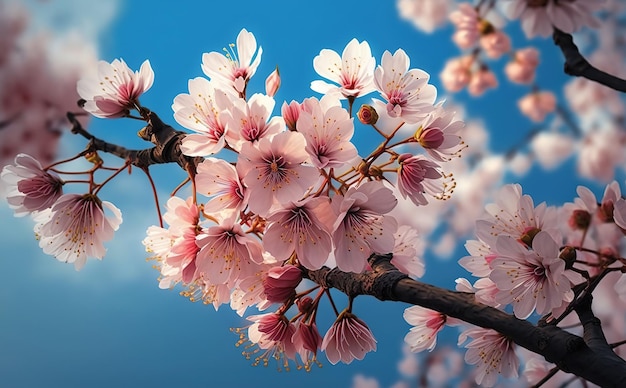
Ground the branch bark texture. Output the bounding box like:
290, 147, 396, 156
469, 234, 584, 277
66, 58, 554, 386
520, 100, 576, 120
304, 254, 626, 387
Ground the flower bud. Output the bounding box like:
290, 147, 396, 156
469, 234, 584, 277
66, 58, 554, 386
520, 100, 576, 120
281, 100, 300, 131
415, 126, 445, 149
357, 104, 378, 125
296, 296, 314, 314
263, 264, 303, 303
265, 66, 280, 97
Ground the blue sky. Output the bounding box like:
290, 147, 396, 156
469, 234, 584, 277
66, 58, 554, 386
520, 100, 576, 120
0, 1, 618, 387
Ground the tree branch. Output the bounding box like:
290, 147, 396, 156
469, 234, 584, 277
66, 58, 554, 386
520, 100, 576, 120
66, 111, 200, 171
303, 254, 626, 387
553, 28, 626, 92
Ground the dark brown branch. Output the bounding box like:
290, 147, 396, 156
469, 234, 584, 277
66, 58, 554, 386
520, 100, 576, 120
66, 111, 201, 171
553, 28, 626, 92
303, 254, 626, 387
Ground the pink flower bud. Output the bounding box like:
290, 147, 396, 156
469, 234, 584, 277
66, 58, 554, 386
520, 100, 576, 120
281, 100, 301, 131
415, 126, 445, 149
265, 66, 280, 97
296, 296, 314, 314
263, 264, 303, 303
356, 104, 379, 125
295, 322, 322, 354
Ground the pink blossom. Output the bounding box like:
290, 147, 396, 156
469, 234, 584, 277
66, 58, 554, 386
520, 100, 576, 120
321, 312, 377, 364
460, 327, 518, 387
439, 56, 473, 93
518, 91, 556, 123
77, 58, 154, 118
373, 48, 437, 123
391, 225, 425, 278
201, 28, 262, 95
143, 196, 201, 285
296, 96, 358, 169
502, 0, 604, 38
475, 183, 561, 248
529, 131, 575, 170
459, 238, 495, 278
331, 181, 398, 273
195, 216, 264, 285
403, 306, 460, 352
245, 313, 298, 368
450, 3, 481, 49
577, 127, 626, 182
263, 197, 334, 269
262, 264, 302, 303
172, 77, 237, 156
561, 185, 598, 231
467, 67, 497, 96
490, 232, 578, 319
414, 103, 466, 162
505, 47, 539, 84
37, 193, 122, 270
397, 154, 453, 206
230, 266, 273, 316
397, 0, 453, 34
311, 38, 376, 99
238, 131, 319, 217
195, 157, 248, 216
2, 153, 64, 216
224, 93, 284, 152
479, 30, 511, 59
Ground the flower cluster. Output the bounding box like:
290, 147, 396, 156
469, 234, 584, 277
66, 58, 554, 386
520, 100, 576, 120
133, 29, 466, 368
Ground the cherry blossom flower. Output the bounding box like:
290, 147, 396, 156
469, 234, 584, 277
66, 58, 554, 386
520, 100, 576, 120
2, 153, 64, 216
505, 47, 539, 84
475, 183, 561, 248
331, 181, 398, 273
391, 225, 425, 278
296, 96, 358, 169
502, 0, 604, 38
518, 91, 556, 122
224, 93, 284, 152
172, 77, 237, 156
577, 127, 626, 182
480, 30, 511, 59
403, 306, 460, 352
561, 185, 598, 231
529, 131, 575, 170
450, 3, 481, 50
195, 157, 248, 216
439, 56, 473, 93
459, 237, 496, 278
490, 231, 578, 319
396, 0, 453, 34
201, 28, 262, 95
321, 311, 377, 365
230, 266, 273, 316
397, 154, 453, 206
293, 321, 323, 370
37, 193, 122, 270
373, 48, 437, 123
77, 58, 154, 118
467, 67, 497, 96
460, 327, 518, 387
195, 216, 264, 285
238, 131, 319, 217
263, 197, 334, 269
414, 103, 466, 162
243, 312, 298, 369
311, 38, 376, 99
